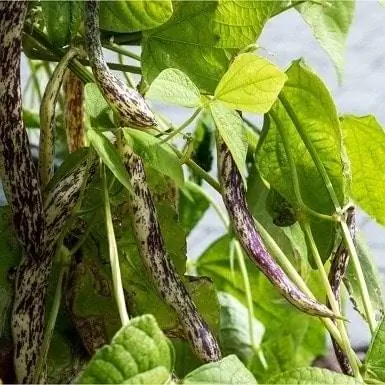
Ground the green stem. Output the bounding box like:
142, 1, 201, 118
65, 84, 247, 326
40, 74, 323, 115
233, 239, 266, 366
34, 246, 71, 384
117, 53, 135, 88
341, 221, 376, 333
104, 42, 141, 61
27, 59, 43, 102
159, 109, 201, 144
303, 222, 362, 378
102, 163, 129, 326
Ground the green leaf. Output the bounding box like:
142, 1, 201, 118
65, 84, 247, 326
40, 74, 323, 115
341, 115, 385, 225
99, 1, 173, 32
87, 129, 133, 193
41, 1, 82, 46
257, 59, 346, 262
364, 317, 385, 382
214, 53, 287, 113
122, 128, 184, 186
344, 233, 385, 322
142, 1, 287, 93
219, 292, 264, 365
267, 367, 363, 384
296, 0, 355, 79
23, 109, 40, 128
142, 2, 234, 93
146, 69, 202, 108
76, 314, 172, 384
210, 101, 248, 182
179, 182, 210, 235
183, 355, 257, 384
84, 83, 114, 130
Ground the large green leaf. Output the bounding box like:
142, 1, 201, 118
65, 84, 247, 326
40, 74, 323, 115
296, 1, 355, 79
41, 1, 82, 46
183, 355, 257, 384
341, 115, 385, 225
344, 233, 385, 323
87, 129, 133, 193
142, 1, 286, 93
99, 1, 173, 32
214, 53, 287, 113
364, 317, 385, 382
257, 59, 346, 262
267, 367, 363, 384
146, 69, 202, 108
122, 128, 184, 187
76, 315, 172, 384
210, 101, 248, 182
219, 292, 264, 365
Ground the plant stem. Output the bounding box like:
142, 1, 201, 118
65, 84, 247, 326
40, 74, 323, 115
341, 220, 376, 333
234, 239, 266, 366
159, 108, 201, 144
102, 163, 129, 326
33, 246, 71, 384
117, 53, 135, 88
303, 222, 362, 379
104, 42, 141, 61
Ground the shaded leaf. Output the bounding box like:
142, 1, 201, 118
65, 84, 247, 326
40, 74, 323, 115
99, 1, 173, 32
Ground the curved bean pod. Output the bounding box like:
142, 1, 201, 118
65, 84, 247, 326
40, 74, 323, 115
217, 137, 335, 318
123, 144, 221, 363
84, 0, 156, 128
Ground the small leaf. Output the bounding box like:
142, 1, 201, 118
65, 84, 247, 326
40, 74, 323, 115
214, 53, 287, 113
364, 317, 385, 382
23, 109, 40, 128
344, 233, 385, 322
296, 0, 355, 79
267, 367, 363, 384
210, 101, 248, 182
87, 129, 133, 193
179, 181, 210, 235
183, 355, 257, 384
341, 115, 385, 225
123, 128, 184, 186
99, 0, 173, 32
146, 69, 201, 108
76, 314, 172, 384
41, 1, 82, 47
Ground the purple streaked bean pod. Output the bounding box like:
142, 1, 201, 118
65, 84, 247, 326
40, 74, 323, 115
123, 144, 221, 363
217, 136, 335, 318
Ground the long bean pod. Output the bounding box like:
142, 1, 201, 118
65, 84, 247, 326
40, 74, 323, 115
328, 206, 355, 375
216, 137, 335, 318
84, 0, 156, 128
123, 144, 221, 362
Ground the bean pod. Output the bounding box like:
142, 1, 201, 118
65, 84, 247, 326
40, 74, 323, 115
123, 144, 221, 363
217, 137, 335, 318
84, 0, 156, 128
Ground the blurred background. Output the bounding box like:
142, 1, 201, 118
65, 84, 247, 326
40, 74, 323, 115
19, 0, 385, 350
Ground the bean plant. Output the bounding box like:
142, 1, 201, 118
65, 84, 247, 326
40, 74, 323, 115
0, 1, 384, 384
